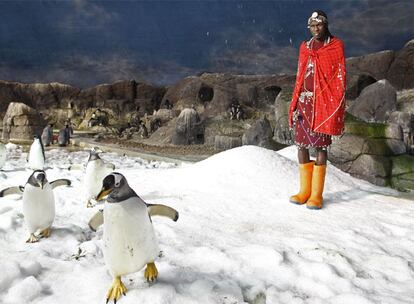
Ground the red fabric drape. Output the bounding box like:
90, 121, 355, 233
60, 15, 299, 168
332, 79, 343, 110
289, 37, 346, 136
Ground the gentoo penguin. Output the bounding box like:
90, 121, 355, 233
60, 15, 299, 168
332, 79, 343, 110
0, 142, 6, 169
84, 147, 115, 207
41, 124, 54, 146
96, 172, 176, 303
58, 124, 72, 147
27, 135, 45, 170
0, 171, 71, 242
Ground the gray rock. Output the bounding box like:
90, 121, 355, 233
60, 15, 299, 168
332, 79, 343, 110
214, 135, 242, 151
346, 50, 395, 81
273, 88, 294, 145
93, 134, 104, 141
388, 111, 414, 154
388, 111, 414, 133
387, 39, 414, 90
385, 123, 404, 140
236, 83, 258, 107
329, 134, 366, 164
397, 88, 414, 113
153, 109, 178, 123
242, 117, 273, 148
2, 102, 46, 142
347, 79, 397, 123
162, 73, 294, 118
362, 138, 394, 156
171, 108, 204, 145
390, 154, 414, 190
386, 139, 406, 155
348, 154, 392, 186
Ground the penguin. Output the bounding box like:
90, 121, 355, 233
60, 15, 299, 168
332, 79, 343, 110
0, 142, 6, 169
27, 135, 45, 170
84, 147, 115, 207
23, 170, 55, 243
96, 172, 177, 303
0, 171, 71, 243
41, 124, 54, 146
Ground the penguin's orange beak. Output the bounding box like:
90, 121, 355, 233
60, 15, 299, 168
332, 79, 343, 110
96, 187, 112, 201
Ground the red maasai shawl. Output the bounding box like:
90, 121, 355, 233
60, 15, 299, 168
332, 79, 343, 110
289, 37, 346, 136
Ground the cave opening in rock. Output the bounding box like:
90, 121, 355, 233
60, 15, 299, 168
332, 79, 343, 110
357, 74, 377, 96
198, 86, 214, 102
264, 85, 282, 103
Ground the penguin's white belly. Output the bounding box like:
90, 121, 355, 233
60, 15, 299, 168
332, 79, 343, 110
22, 184, 55, 234
103, 199, 159, 276
28, 143, 44, 170
85, 160, 112, 198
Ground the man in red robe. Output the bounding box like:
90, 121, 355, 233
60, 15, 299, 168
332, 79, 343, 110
289, 10, 346, 209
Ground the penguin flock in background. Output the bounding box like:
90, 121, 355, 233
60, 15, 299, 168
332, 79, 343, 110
0, 137, 179, 303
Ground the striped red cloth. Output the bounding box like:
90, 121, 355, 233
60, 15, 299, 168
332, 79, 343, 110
289, 37, 346, 136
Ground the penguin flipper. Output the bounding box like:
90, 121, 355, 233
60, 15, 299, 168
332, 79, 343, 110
0, 186, 24, 197
50, 179, 71, 189
88, 210, 103, 231
87, 204, 179, 231
147, 204, 179, 222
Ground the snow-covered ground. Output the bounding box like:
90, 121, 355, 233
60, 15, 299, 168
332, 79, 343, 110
0, 144, 413, 304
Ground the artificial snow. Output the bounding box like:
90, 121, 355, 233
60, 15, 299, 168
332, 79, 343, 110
0, 145, 413, 304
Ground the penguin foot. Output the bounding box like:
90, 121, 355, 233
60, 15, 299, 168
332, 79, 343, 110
40, 227, 51, 238
106, 276, 127, 304
144, 262, 158, 282
26, 234, 39, 243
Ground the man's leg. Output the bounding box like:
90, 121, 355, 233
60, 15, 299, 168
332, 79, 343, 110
298, 147, 310, 164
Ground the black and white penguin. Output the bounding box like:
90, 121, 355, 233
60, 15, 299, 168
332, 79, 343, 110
58, 124, 72, 147
0, 170, 71, 243
84, 147, 115, 207
41, 124, 54, 146
96, 172, 175, 303
27, 135, 45, 170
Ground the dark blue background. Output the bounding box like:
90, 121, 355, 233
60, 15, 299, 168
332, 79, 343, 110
0, 0, 413, 87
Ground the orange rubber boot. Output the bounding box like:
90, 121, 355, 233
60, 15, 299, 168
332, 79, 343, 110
289, 161, 314, 205
306, 164, 327, 210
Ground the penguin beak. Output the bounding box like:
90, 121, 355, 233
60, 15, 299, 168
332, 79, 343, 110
96, 187, 113, 201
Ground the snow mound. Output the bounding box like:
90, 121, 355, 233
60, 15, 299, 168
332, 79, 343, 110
0, 147, 413, 304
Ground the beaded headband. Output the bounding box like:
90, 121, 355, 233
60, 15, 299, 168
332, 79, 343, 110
307, 12, 328, 27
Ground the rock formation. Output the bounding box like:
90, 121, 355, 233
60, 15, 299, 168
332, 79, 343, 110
242, 116, 275, 149
347, 79, 397, 122
171, 108, 204, 145
2, 102, 46, 142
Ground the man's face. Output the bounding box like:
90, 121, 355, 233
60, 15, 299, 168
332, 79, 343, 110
309, 21, 327, 39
